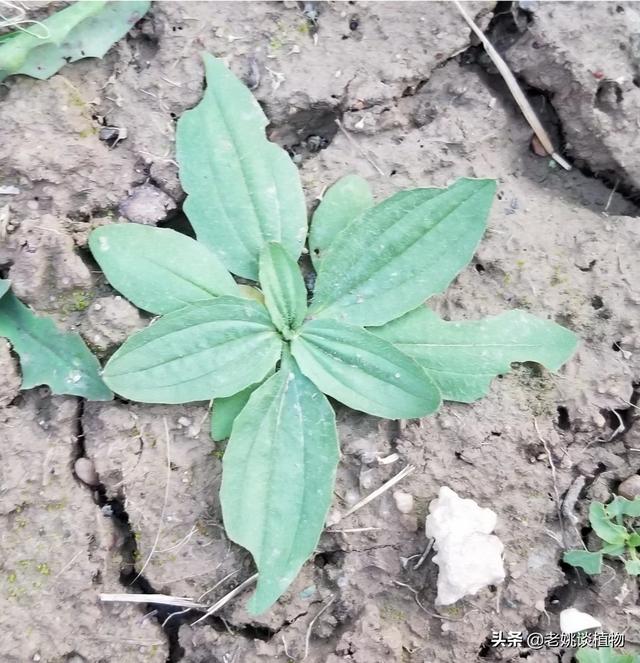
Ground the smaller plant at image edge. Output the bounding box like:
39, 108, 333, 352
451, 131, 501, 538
89, 54, 579, 614
564, 496, 640, 576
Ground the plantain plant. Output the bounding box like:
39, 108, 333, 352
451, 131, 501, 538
89, 54, 579, 614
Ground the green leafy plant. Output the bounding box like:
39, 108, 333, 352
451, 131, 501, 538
0, 279, 112, 400
577, 647, 639, 663
0, 0, 149, 82
89, 54, 579, 613
564, 496, 640, 576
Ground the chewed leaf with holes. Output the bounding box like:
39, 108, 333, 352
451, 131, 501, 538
89, 225, 239, 315
371, 307, 579, 402
291, 318, 441, 419
0, 1, 150, 82
176, 54, 307, 279
0, 290, 112, 400
309, 178, 496, 326
103, 297, 283, 403
309, 174, 374, 268
220, 353, 339, 614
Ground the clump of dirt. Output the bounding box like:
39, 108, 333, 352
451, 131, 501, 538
1, 2, 639, 662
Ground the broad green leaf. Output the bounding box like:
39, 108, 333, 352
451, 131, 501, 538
176, 54, 307, 280
309, 178, 496, 326
291, 319, 441, 419
220, 353, 339, 614
627, 533, 640, 548
563, 550, 603, 575
607, 496, 640, 519
211, 380, 264, 442
0, 291, 112, 400
577, 648, 636, 663
0, 279, 10, 299
259, 242, 307, 336
309, 174, 374, 269
589, 502, 628, 546
0, 1, 149, 82
625, 558, 640, 575
600, 542, 626, 556
89, 224, 238, 315
371, 307, 579, 403
103, 297, 282, 403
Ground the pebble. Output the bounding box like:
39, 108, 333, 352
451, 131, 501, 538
178, 416, 192, 427
74, 457, 99, 486
393, 490, 414, 514
618, 475, 640, 500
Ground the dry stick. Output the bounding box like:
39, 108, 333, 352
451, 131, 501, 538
453, 1, 571, 171
191, 573, 259, 626
335, 118, 386, 176
303, 594, 336, 660
534, 418, 567, 548
335, 464, 416, 523
392, 581, 462, 622
161, 569, 240, 628
132, 417, 172, 584
100, 594, 209, 610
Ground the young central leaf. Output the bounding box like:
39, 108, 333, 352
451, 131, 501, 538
309, 178, 496, 327
259, 242, 307, 337
102, 297, 283, 403
176, 54, 307, 280
90, 225, 239, 314
291, 319, 441, 419
220, 353, 339, 614
371, 306, 579, 402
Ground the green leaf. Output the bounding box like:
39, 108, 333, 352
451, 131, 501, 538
309, 174, 374, 269
291, 319, 441, 419
563, 550, 603, 575
89, 224, 238, 315
0, 291, 112, 400
607, 496, 640, 519
308, 178, 496, 326
103, 297, 282, 403
259, 242, 307, 336
0, 279, 10, 299
371, 307, 579, 402
589, 502, 628, 545
211, 380, 264, 442
220, 353, 339, 614
176, 54, 307, 280
624, 558, 640, 575
0, 1, 149, 82
600, 542, 626, 556
577, 648, 636, 663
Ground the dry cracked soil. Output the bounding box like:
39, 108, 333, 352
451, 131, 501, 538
1, 2, 640, 662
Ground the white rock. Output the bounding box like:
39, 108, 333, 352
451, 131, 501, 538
559, 608, 602, 634
425, 486, 505, 605
393, 490, 414, 514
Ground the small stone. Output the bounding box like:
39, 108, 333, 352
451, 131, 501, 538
118, 183, 176, 225
74, 457, 99, 487
618, 475, 640, 500
393, 490, 414, 514
178, 416, 192, 428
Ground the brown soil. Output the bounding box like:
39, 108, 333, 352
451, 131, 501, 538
1, 2, 639, 662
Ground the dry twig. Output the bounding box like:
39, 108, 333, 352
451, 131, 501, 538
453, 1, 571, 171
